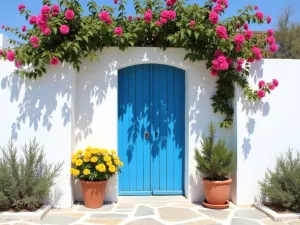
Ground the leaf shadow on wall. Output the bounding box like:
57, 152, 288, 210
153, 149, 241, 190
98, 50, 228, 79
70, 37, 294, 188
241, 61, 270, 160
1, 65, 72, 141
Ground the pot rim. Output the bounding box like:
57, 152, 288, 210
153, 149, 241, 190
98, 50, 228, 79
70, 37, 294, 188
202, 177, 232, 184
80, 180, 108, 183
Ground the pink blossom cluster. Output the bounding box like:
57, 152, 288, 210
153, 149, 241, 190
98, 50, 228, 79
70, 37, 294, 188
216, 0, 228, 8
65, 9, 75, 21
265, 29, 278, 53
29, 36, 40, 48
99, 11, 112, 24
166, 0, 176, 6
255, 11, 264, 21
209, 11, 218, 24
144, 9, 153, 23
257, 79, 279, 98
210, 50, 230, 76
213, 4, 224, 14
18, 4, 26, 11
15, 61, 22, 68
114, 27, 123, 36
128, 16, 133, 21
236, 58, 245, 72
160, 10, 176, 23
189, 20, 196, 28
216, 26, 228, 39
252, 46, 262, 60
50, 57, 59, 65
6, 50, 15, 62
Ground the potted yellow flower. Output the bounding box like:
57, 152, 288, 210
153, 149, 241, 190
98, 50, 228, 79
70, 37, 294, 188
70, 147, 123, 208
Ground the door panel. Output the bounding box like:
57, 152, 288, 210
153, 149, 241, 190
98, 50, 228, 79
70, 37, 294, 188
118, 64, 184, 195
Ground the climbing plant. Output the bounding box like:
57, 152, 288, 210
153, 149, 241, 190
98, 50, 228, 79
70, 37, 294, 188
0, 0, 279, 128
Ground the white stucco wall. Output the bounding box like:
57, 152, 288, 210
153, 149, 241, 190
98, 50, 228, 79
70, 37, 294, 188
234, 59, 300, 205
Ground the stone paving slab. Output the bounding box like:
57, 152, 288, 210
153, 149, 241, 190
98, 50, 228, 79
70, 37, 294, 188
176, 219, 222, 225
234, 209, 268, 220
77, 204, 114, 212
159, 207, 202, 222
89, 213, 128, 219
134, 205, 154, 217
125, 218, 164, 225
198, 209, 230, 220
262, 219, 288, 225
40, 215, 79, 224
85, 218, 124, 225
231, 218, 261, 225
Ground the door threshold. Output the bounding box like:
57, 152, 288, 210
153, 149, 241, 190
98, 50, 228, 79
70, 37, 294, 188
117, 195, 188, 203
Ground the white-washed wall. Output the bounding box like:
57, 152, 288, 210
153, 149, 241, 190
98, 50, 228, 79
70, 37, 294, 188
234, 59, 300, 205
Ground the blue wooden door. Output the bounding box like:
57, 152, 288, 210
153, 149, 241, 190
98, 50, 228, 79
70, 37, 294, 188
118, 64, 185, 196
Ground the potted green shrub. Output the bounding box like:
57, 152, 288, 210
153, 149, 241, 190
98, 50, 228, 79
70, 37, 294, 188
194, 122, 236, 209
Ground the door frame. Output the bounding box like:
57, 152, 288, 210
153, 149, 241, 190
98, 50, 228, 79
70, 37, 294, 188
117, 63, 186, 196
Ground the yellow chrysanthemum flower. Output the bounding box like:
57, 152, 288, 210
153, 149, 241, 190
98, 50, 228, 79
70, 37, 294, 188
106, 161, 112, 166
109, 165, 116, 173
83, 157, 90, 162
120, 161, 124, 167
76, 149, 83, 155
114, 160, 121, 166
85, 146, 92, 152
70, 168, 80, 176
104, 155, 111, 162
83, 169, 91, 175
111, 150, 116, 154
113, 155, 119, 160
91, 148, 99, 154
96, 164, 106, 172
91, 156, 98, 163
75, 159, 83, 166
99, 149, 105, 154
72, 156, 77, 164
84, 151, 92, 159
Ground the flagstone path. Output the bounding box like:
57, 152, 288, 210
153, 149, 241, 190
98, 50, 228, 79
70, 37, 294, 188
0, 200, 299, 225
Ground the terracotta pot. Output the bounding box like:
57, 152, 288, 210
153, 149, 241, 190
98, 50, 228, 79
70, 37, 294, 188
80, 180, 108, 208
203, 178, 232, 205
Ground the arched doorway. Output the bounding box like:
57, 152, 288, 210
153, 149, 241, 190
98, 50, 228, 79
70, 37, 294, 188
118, 64, 185, 195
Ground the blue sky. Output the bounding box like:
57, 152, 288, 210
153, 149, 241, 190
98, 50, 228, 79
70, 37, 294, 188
1, 0, 300, 39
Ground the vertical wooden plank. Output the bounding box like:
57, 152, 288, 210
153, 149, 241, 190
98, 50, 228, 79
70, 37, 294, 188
135, 65, 144, 191
118, 68, 124, 192
152, 64, 160, 192
143, 64, 151, 192
174, 68, 185, 192
128, 66, 137, 191
179, 70, 185, 191
122, 68, 130, 191
166, 66, 175, 191
159, 64, 167, 191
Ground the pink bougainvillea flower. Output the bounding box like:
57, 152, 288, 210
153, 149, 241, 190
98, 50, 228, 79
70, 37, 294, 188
15, 61, 22, 68
144, 9, 153, 23
272, 79, 279, 87
29, 16, 37, 25
254, 5, 258, 10
267, 16, 272, 24
1, 25, 4, 29
226, 57, 232, 65
209, 11, 219, 24
235, 45, 242, 52
257, 90, 265, 98
256, 54, 263, 60
256, 11, 264, 21
18, 4, 26, 11
237, 58, 245, 65
217, 0, 228, 8
65, 9, 75, 21
267, 29, 274, 37
6, 51, 15, 62
243, 23, 249, 30
167, 10, 176, 20
214, 49, 224, 57
33, 44, 39, 48
114, 0, 118, 4
29, 36, 40, 44
114, 27, 123, 36
136, 16, 141, 21
128, 16, 133, 21
236, 65, 243, 72
43, 27, 51, 36
216, 26, 228, 39
244, 30, 253, 40
160, 17, 168, 24
60, 25, 70, 35
189, 20, 195, 28
0, 49, 3, 56
266, 36, 275, 45
212, 55, 228, 71
21, 26, 27, 32
166, 0, 176, 6
160, 10, 169, 18
155, 21, 162, 27
41, 5, 51, 15
252, 46, 262, 57
50, 57, 59, 65
234, 34, 245, 45
258, 80, 265, 87
268, 83, 275, 90
99, 11, 111, 23
247, 58, 255, 63
211, 69, 219, 76
36, 14, 47, 30
213, 4, 223, 13
52, 5, 60, 16
270, 44, 278, 53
